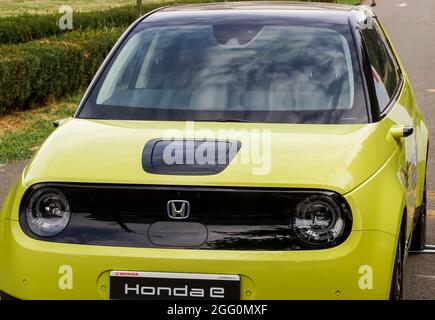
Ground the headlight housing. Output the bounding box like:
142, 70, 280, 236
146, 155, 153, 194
23, 188, 71, 237
293, 194, 349, 247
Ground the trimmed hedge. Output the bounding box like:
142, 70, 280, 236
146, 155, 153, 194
0, 28, 123, 115
0, 0, 340, 45
0, 7, 135, 45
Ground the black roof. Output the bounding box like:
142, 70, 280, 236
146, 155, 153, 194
160, 1, 358, 12
143, 1, 370, 25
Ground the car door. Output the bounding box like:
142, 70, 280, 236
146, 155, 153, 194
361, 17, 419, 244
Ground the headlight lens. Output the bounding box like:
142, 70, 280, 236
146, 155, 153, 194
293, 195, 347, 247
24, 188, 71, 237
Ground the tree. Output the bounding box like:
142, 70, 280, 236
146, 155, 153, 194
136, 0, 143, 17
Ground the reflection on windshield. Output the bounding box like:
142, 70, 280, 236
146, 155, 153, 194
81, 20, 368, 124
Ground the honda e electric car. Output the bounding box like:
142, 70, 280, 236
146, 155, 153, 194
0, 3, 429, 299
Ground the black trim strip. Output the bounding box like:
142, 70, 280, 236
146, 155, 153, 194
379, 75, 405, 119
348, 17, 375, 123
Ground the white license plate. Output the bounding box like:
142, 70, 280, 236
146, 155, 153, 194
110, 271, 240, 300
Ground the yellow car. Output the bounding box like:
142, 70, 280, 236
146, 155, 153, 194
0, 2, 429, 300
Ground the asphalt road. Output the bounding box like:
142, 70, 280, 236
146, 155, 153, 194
0, 160, 27, 210
0, 0, 435, 299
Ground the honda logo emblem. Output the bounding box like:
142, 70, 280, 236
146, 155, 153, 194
167, 200, 190, 220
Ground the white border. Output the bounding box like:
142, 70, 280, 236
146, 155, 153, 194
110, 271, 240, 281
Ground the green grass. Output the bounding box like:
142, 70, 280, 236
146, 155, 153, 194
0, 95, 81, 164
0, 0, 146, 17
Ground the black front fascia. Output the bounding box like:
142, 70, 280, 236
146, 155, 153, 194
20, 183, 352, 251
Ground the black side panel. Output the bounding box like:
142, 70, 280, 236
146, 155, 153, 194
142, 139, 241, 175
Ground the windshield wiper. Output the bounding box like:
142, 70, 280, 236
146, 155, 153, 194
215, 118, 251, 123
194, 118, 252, 123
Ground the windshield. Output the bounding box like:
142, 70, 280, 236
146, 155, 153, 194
79, 18, 368, 124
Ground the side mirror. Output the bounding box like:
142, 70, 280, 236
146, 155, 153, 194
53, 118, 68, 128
390, 125, 414, 139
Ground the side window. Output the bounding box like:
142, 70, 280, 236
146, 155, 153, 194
362, 18, 401, 112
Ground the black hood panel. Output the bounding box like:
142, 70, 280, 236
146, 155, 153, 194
142, 139, 241, 175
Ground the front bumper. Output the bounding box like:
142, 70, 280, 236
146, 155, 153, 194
0, 219, 396, 300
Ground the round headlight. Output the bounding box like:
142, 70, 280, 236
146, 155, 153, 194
293, 195, 346, 247
24, 188, 71, 237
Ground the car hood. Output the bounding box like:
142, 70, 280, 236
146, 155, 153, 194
22, 118, 396, 194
